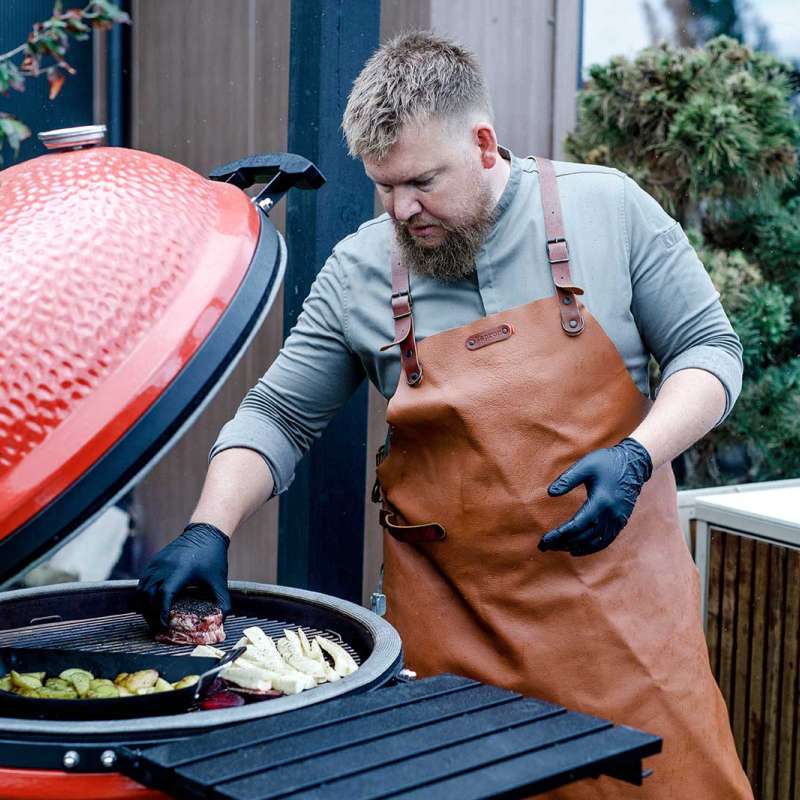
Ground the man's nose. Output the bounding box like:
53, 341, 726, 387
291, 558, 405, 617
391, 188, 423, 222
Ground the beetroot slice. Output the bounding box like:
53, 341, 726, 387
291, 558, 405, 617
227, 685, 284, 701
199, 691, 245, 710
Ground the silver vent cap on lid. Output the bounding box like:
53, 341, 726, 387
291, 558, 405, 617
38, 124, 107, 150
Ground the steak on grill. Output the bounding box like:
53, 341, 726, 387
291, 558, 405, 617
155, 598, 225, 645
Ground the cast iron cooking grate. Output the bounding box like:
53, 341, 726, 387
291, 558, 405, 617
0, 613, 361, 662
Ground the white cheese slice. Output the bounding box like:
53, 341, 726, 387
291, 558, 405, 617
221, 665, 272, 692
190, 645, 225, 659
278, 636, 326, 679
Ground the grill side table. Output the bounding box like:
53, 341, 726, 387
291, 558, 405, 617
117, 674, 660, 799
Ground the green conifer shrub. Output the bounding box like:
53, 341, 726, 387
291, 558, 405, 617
566, 36, 800, 486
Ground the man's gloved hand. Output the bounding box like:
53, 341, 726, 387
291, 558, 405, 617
538, 437, 653, 557
136, 522, 231, 629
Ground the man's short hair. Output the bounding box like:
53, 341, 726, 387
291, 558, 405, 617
342, 31, 493, 161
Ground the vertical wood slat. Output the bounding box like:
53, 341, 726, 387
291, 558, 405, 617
732, 535, 753, 763
706, 527, 723, 674
778, 549, 800, 799
762, 545, 786, 799
719, 532, 738, 702
746, 539, 769, 789
706, 529, 800, 799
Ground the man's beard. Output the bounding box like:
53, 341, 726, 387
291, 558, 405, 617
393, 187, 496, 282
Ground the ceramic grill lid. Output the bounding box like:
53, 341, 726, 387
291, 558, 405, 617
0, 132, 323, 586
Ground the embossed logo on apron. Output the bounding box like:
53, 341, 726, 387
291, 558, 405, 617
465, 323, 514, 351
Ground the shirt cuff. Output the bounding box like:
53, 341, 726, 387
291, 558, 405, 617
208, 414, 299, 496
657, 344, 743, 425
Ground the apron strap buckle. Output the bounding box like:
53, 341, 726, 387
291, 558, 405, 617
539, 160, 586, 337
388, 246, 424, 385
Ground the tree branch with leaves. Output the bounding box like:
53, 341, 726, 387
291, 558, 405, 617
0, 0, 130, 164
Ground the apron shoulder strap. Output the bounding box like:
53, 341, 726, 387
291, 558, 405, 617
536, 158, 586, 336
379, 246, 423, 386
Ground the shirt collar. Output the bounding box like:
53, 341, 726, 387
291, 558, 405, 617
491, 146, 521, 226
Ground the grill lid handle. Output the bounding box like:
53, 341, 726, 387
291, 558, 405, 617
209, 153, 325, 215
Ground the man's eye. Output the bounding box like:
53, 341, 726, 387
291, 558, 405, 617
377, 184, 392, 193
414, 178, 433, 188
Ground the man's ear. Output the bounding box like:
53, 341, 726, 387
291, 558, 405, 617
474, 123, 499, 170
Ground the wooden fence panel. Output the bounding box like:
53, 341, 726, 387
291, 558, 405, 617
706, 527, 800, 799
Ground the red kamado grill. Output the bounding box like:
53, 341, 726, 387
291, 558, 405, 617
0, 126, 402, 799
0, 127, 660, 800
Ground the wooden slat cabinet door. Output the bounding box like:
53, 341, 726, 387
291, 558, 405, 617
705, 527, 800, 799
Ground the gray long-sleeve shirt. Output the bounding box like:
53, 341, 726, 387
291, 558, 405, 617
211, 153, 743, 494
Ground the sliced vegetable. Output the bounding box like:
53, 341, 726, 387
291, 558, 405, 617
200, 690, 245, 710
44, 678, 71, 691
172, 675, 199, 691
87, 684, 119, 699
277, 632, 326, 680
122, 669, 159, 694
11, 671, 42, 691
315, 636, 358, 677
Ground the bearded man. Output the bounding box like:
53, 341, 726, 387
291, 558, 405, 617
138, 32, 753, 799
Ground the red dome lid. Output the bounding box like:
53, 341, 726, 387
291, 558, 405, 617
0, 142, 292, 583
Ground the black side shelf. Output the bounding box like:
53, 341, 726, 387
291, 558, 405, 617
117, 674, 661, 799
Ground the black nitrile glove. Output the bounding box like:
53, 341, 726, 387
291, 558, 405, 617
538, 438, 653, 557
136, 522, 231, 629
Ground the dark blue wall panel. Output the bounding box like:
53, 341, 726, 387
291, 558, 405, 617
279, 0, 381, 604
0, 0, 94, 164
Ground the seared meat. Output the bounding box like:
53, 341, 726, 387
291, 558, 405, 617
155, 598, 225, 645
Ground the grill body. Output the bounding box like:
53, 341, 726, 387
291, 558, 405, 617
0, 580, 402, 797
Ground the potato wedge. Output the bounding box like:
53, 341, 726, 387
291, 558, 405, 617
87, 684, 119, 699
37, 686, 79, 700
172, 675, 199, 691
153, 677, 174, 693
60, 668, 93, 682
44, 678, 72, 691
0, 676, 12, 692
11, 671, 42, 691
68, 673, 91, 698
123, 669, 159, 694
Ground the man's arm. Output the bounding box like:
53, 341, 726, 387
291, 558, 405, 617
539, 174, 742, 557
137, 250, 364, 625
188, 447, 275, 538
630, 367, 726, 471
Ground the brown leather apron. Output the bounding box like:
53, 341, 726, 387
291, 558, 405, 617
375, 159, 752, 798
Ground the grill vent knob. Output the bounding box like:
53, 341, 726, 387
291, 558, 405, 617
37, 124, 106, 150
100, 749, 117, 768
62, 750, 80, 769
